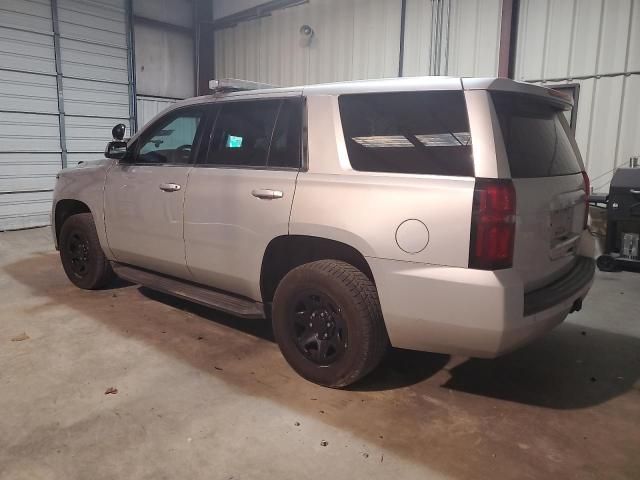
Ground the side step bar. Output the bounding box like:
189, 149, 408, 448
112, 263, 266, 319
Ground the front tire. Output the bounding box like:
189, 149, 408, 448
272, 260, 388, 388
59, 213, 114, 289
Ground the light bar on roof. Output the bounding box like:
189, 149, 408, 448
209, 78, 276, 93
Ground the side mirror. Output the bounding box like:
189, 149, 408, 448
105, 140, 128, 159
105, 123, 129, 159
112, 123, 126, 141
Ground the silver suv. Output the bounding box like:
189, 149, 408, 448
52, 77, 595, 387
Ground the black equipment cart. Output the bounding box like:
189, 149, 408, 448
596, 168, 640, 272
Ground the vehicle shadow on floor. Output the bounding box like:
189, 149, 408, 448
139, 287, 451, 391
6, 252, 640, 409
443, 322, 640, 409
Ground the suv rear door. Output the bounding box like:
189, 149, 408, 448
183, 96, 303, 300
491, 90, 588, 291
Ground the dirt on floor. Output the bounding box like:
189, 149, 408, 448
1, 227, 639, 480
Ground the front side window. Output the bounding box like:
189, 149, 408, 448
269, 99, 302, 168
338, 91, 474, 176
136, 109, 203, 165
206, 100, 280, 167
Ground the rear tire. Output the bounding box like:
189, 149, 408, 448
596, 254, 620, 272
272, 260, 389, 388
59, 213, 114, 289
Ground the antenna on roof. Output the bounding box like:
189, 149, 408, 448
208, 78, 276, 93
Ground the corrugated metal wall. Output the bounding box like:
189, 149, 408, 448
0, 0, 60, 230
214, 0, 403, 86
401, 0, 502, 77
516, 0, 640, 192
0, 0, 133, 230
58, 0, 132, 167
213, 0, 502, 84
136, 96, 178, 127
133, 0, 194, 130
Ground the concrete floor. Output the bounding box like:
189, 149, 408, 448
1, 227, 639, 480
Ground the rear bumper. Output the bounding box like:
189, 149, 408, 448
368, 256, 595, 357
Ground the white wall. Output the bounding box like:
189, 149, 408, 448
214, 0, 403, 86
135, 24, 195, 99
134, 0, 195, 99
213, 0, 267, 20
213, 0, 502, 85
516, 0, 640, 192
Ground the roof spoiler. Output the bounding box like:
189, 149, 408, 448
208, 78, 277, 93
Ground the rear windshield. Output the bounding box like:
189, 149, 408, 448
338, 91, 474, 176
492, 92, 581, 178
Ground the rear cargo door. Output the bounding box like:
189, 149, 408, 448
492, 92, 587, 291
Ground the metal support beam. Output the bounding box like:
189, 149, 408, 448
195, 0, 215, 96
498, 0, 520, 78
398, 0, 407, 77
125, 0, 138, 133
50, 0, 67, 168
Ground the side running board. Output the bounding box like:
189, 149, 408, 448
112, 263, 266, 319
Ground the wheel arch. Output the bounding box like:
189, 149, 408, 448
54, 199, 92, 246
260, 235, 375, 305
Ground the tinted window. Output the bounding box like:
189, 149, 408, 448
338, 91, 473, 176
137, 109, 203, 164
206, 100, 280, 167
492, 92, 581, 178
268, 99, 302, 168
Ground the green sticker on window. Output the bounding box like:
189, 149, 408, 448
226, 135, 243, 148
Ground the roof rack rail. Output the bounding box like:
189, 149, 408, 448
208, 78, 277, 93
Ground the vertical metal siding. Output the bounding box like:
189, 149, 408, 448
446, 0, 502, 76
401, 0, 433, 76
0, 0, 59, 230
214, 0, 401, 86
0, 0, 134, 230
58, 0, 131, 161
136, 96, 178, 128
516, 0, 640, 192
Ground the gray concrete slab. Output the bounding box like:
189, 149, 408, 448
1, 227, 639, 480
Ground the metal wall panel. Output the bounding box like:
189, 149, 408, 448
446, 0, 502, 76
58, 0, 132, 158
401, 0, 433, 76
516, 0, 640, 192
214, 0, 401, 86
0, 0, 53, 33
0, 26, 56, 75
0, 191, 53, 231
134, 0, 193, 28
0, 153, 61, 193
136, 96, 178, 128
0, 0, 134, 230
134, 23, 194, 99
0, 69, 59, 114
0, 0, 60, 230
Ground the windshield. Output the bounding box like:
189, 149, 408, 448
492, 92, 581, 178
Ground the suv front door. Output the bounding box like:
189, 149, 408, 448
104, 106, 206, 279
184, 97, 303, 300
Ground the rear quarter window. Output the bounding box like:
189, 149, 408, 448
492, 92, 582, 178
338, 91, 474, 176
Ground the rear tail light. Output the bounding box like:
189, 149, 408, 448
469, 179, 516, 270
581, 170, 590, 229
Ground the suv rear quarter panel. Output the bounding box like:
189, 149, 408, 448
289, 94, 475, 268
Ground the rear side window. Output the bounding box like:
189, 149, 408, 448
338, 91, 474, 176
492, 92, 581, 178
